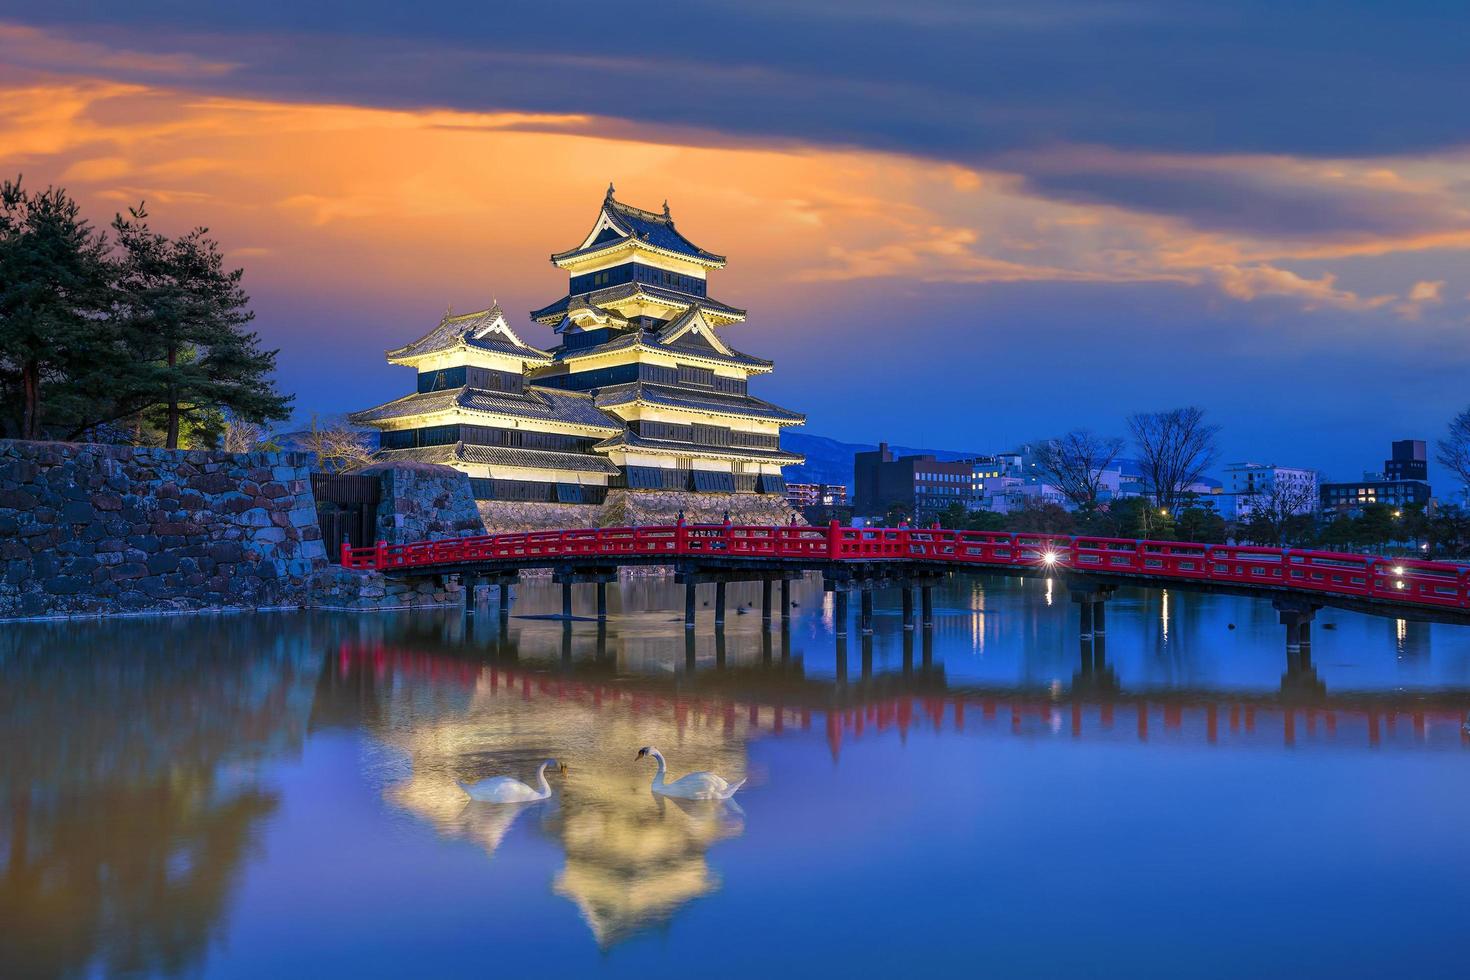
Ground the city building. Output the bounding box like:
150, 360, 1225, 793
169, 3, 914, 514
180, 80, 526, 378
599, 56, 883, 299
785, 482, 850, 525
854, 443, 976, 519
1320, 479, 1431, 513
1384, 440, 1428, 482
1319, 439, 1432, 515
785, 482, 848, 510
1218, 463, 1319, 522
353, 186, 803, 509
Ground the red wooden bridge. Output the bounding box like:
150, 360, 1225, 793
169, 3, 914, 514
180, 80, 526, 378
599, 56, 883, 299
341, 522, 1470, 623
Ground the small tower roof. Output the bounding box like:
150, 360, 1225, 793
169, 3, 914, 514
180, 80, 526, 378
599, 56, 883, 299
387, 301, 552, 365
551, 189, 726, 267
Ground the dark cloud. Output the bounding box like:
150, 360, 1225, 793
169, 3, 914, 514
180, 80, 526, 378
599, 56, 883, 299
9, 0, 1470, 162
1019, 163, 1469, 239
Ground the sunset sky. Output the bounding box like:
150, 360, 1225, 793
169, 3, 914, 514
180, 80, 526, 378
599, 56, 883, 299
3, 2, 1468, 476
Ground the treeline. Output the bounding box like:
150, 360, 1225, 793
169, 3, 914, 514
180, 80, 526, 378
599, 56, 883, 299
929, 499, 1470, 559
0, 178, 290, 448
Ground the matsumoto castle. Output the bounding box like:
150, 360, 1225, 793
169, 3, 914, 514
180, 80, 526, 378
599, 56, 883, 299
352, 186, 804, 524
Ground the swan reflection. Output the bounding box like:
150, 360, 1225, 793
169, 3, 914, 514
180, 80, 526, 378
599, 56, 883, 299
376, 666, 750, 946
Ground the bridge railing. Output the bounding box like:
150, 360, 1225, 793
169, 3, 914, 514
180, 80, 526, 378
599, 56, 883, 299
339, 522, 1470, 612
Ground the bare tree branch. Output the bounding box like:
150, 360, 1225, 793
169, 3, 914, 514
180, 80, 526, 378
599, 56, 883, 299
1127, 406, 1220, 514
1032, 429, 1124, 511
1240, 477, 1318, 545
1438, 406, 1470, 502
299, 414, 374, 473
221, 413, 265, 454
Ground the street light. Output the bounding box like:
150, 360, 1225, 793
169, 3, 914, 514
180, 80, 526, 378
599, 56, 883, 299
1042, 550, 1059, 566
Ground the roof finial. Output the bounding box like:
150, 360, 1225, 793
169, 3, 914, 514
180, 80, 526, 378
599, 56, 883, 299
445, 301, 453, 317
606, 181, 616, 200
662, 199, 671, 219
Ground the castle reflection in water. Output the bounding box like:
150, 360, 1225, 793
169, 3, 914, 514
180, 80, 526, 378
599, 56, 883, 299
4, 573, 1469, 976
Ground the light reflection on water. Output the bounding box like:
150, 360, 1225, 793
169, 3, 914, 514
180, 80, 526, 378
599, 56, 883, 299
3, 572, 1470, 978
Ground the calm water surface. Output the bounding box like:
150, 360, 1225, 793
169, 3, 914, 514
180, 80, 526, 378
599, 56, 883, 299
4, 575, 1470, 978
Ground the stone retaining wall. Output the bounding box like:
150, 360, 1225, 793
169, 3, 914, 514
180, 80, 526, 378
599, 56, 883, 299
362, 461, 486, 543
311, 564, 476, 611
477, 490, 801, 533
0, 440, 328, 619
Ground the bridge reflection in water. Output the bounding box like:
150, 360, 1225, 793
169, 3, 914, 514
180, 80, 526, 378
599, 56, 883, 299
308, 573, 1470, 947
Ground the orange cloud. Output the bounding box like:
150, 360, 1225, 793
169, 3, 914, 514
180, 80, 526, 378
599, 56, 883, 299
0, 66, 1465, 329
1210, 264, 1394, 312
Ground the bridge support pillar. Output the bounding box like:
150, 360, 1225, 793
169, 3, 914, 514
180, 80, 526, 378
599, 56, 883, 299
921, 586, 934, 630
497, 582, 510, 619
596, 581, 607, 621
834, 589, 849, 637
903, 629, 914, 675
859, 588, 874, 635
462, 573, 478, 619
1092, 598, 1106, 636
562, 580, 573, 620
685, 581, 697, 630
902, 587, 915, 630
861, 633, 874, 678
685, 629, 696, 670
781, 578, 791, 621
835, 634, 848, 684
921, 627, 934, 669
715, 582, 727, 627
1274, 599, 1319, 656
761, 579, 773, 626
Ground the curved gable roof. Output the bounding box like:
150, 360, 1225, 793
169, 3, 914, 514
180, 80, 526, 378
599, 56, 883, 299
551, 186, 726, 266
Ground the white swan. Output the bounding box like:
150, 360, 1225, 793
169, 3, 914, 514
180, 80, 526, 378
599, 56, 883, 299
637, 746, 745, 800
457, 758, 564, 803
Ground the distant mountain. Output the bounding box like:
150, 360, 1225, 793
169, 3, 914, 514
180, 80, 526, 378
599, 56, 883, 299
780, 431, 981, 488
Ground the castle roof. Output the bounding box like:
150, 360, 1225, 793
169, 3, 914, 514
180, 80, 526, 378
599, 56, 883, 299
548, 314, 773, 371
350, 385, 622, 432
551, 186, 726, 267
594, 429, 805, 465
593, 382, 804, 424
387, 301, 551, 364
531, 282, 746, 326
372, 442, 620, 475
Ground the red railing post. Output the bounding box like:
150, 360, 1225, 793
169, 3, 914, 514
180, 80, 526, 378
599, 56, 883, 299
374, 539, 386, 570
675, 517, 687, 554
828, 519, 842, 559
339, 541, 351, 567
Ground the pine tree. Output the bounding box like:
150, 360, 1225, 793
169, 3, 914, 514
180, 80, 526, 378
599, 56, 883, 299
112, 207, 291, 449
0, 178, 116, 438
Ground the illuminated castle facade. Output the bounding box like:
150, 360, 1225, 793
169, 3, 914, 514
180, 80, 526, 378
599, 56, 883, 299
354, 186, 803, 515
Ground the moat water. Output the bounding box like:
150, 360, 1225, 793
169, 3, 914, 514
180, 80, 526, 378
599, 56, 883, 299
4, 575, 1470, 978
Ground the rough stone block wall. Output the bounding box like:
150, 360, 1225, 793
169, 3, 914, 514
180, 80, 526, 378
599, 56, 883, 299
475, 490, 802, 534
476, 499, 604, 533
311, 564, 474, 610
0, 440, 328, 619
363, 461, 486, 543
600, 489, 802, 527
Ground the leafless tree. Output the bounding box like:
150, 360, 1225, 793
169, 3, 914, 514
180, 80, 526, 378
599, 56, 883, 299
300, 414, 375, 472
1438, 406, 1470, 503
1239, 478, 1318, 545
1032, 429, 1124, 512
221, 413, 266, 453
1127, 406, 1219, 514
